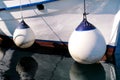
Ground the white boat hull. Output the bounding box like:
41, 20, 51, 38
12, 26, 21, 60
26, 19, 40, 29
0, 0, 119, 45
0, 0, 119, 63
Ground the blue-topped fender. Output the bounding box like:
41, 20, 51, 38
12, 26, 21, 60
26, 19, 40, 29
76, 19, 96, 31
17, 20, 29, 29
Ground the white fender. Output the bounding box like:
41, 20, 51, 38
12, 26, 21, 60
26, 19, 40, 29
68, 19, 106, 64
13, 20, 35, 48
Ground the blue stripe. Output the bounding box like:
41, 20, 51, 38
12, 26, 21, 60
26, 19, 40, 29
107, 45, 116, 48
9, 35, 68, 44
1, 0, 58, 11
36, 39, 68, 44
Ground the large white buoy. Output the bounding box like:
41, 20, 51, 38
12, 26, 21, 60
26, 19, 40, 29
68, 18, 106, 64
13, 20, 35, 48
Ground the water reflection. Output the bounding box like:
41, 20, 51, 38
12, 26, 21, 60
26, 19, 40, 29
0, 47, 72, 80
0, 48, 4, 61
0, 48, 34, 80
0, 46, 116, 80
16, 57, 38, 80
70, 62, 106, 80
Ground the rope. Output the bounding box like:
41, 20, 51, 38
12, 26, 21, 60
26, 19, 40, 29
41, 17, 67, 48
83, 0, 87, 19
27, 1, 66, 79
20, 0, 24, 20
28, 0, 67, 48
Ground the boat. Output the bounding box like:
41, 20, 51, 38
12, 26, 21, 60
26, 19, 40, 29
0, 0, 119, 63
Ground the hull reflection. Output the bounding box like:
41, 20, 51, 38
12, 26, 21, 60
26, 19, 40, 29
70, 62, 116, 80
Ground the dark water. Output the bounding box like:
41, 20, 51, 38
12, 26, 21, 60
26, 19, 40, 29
0, 46, 117, 80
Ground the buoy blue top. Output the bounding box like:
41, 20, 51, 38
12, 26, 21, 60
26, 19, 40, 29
76, 19, 96, 31
17, 20, 30, 29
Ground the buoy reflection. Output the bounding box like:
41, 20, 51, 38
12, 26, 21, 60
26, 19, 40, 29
70, 62, 106, 80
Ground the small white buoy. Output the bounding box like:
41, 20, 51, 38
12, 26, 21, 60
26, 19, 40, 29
68, 19, 106, 64
13, 20, 35, 48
